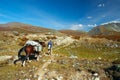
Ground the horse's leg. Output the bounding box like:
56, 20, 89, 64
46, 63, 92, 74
36, 51, 40, 61
36, 56, 39, 61
26, 55, 31, 62
28, 57, 32, 62
25, 48, 30, 62
21, 60, 26, 67
21, 56, 28, 67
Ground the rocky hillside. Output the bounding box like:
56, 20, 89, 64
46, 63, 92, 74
0, 22, 56, 34
59, 30, 87, 39
59, 30, 87, 36
0, 22, 62, 41
0, 22, 120, 80
0, 35, 120, 80
89, 22, 120, 41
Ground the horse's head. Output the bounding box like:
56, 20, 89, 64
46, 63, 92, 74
33, 40, 46, 47
39, 42, 46, 47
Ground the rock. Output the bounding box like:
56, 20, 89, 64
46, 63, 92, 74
43, 68, 47, 71
92, 77, 100, 80
44, 71, 61, 80
93, 72, 99, 77
69, 55, 78, 59
0, 55, 12, 61
69, 70, 92, 80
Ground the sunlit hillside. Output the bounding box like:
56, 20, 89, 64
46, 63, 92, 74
0, 22, 120, 80
89, 22, 120, 41
0, 22, 57, 33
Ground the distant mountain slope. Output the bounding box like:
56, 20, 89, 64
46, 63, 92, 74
0, 22, 55, 33
89, 22, 120, 41
59, 30, 87, 36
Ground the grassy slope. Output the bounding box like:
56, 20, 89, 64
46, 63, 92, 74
0, 34, 120, 79
0, 41, 120, 80
46, 42, 120, 80
53, 42, 120, 61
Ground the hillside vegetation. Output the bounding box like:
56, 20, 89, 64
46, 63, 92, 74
0, 22, 120, 80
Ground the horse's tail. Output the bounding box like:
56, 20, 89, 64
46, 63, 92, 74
18, 46, 25, 58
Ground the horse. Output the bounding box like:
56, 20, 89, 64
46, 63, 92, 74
14, 41, 46, 67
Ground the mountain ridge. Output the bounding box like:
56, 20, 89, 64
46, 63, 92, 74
0, 22, 56, 33
89, 22, 120, 41
1, 22, 120, 41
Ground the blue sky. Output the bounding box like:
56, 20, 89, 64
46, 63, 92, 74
0, 0, 120, 31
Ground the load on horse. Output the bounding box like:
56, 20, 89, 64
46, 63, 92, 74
14, 40, 46, 67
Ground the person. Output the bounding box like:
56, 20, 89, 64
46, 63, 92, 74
47, 40, 53, 55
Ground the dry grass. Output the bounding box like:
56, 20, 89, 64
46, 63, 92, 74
0, 31, 120, 79
0, 55, 49, 80
54, 39, 120, 61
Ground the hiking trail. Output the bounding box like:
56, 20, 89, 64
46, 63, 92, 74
34, 54, 55, 80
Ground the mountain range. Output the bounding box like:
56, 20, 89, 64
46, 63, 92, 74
89, 22, 120, 41
0, 22, 120, 41
0, 22, 55, 33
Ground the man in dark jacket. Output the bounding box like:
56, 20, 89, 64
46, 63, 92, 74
47, 40, 52, 55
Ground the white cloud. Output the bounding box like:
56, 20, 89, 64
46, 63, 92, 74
97, 3, 105, 7
87, 16, 92, 19
101, 20, 120, 25
70, 24, 83, 30
87, 24, 97, 27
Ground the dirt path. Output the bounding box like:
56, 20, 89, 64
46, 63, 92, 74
34, 55, 55, 80
34, 40, 73, 80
